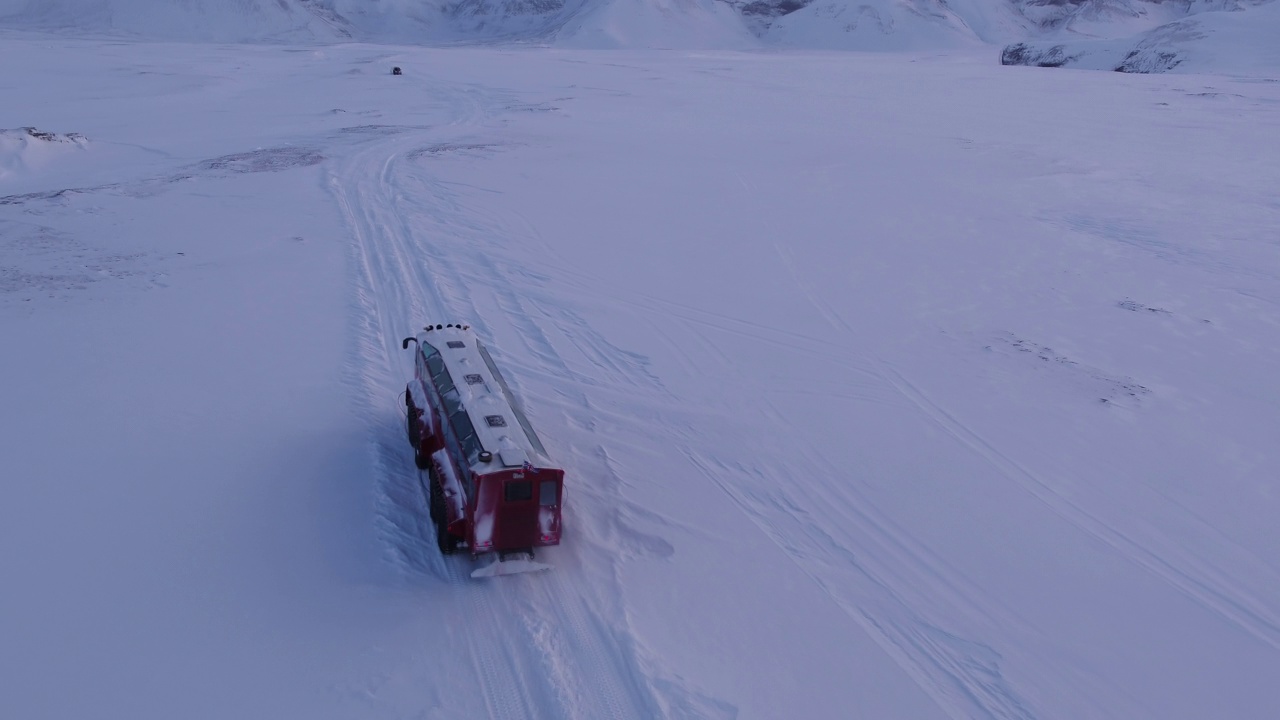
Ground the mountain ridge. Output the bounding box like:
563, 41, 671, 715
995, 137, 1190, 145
1, 0, 1275, 72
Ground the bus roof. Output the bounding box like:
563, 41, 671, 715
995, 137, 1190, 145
416, 325, 551, 472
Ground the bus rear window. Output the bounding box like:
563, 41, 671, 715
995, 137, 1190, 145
540, 482, 558, 506
505, 481, 532, 502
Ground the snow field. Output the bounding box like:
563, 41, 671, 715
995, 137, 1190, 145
2, 36, 1279, 719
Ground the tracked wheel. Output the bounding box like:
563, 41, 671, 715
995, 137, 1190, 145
429, 472, 457, 555
436, 513, 458, 555
427, 464, 441, 524
407, 404, 431, 470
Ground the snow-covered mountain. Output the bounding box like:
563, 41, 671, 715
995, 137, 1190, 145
0, 0, 756, 46
0, 0, 350, 42
2, 0, 1277, 68
4, 0, 1277, 58
759, 0, 982, 50
1002, 0, 1280, 73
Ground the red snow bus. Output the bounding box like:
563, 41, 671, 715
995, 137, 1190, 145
402, 324, 563, 577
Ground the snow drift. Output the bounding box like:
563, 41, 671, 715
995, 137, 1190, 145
0, 127, 87, 182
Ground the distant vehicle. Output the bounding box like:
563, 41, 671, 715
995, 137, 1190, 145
402, 324, 563, 577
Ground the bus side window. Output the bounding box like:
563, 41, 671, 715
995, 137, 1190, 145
539, 481, 558, 506
426, 352, 449, 387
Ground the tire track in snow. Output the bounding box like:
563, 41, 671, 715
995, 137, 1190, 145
678, 446, 1042, 720
381, 160, 671, 720
485, 252, 1049, 717
879, 365, 1280, 652
334, 69, 1279, 719
367, 155, 668, 718
483, 234, 1046, 718
335, 146, 550, 719
330, 99, 667, 718
762, 199, 1280, 651
466, 258, 1042, 717
731, 239, 1280, 708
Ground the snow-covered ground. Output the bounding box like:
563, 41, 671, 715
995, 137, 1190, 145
3, 32, 1280, 720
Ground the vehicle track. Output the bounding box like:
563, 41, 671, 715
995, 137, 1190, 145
880, 364, 1280, 652
329, 82, 661, 719
666, 239, 1280, 715
341, 140, 1048, 717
